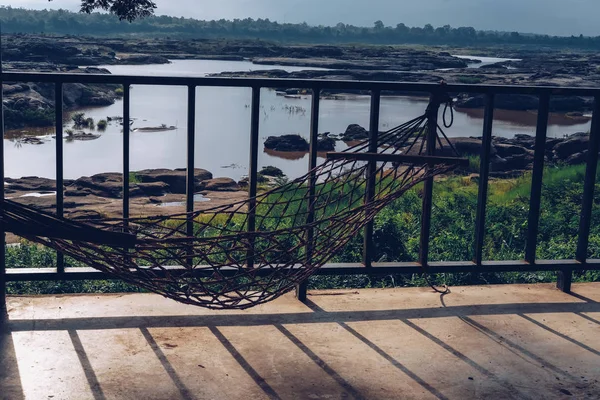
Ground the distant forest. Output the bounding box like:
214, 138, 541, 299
1, 6, 600, 48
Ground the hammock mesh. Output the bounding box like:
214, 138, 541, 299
1, 98, 464, 309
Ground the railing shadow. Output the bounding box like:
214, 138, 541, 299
139, 327, 195, 400
2, 289, 600, 399
68, 329, 106, 400
209, 326, 281, 400
346, 320, 450, 399
437, 289, 598, 383
273, 324, 365, 400
457, 315, 583, 382
399, 318, 524, 398
5, 300, 600, 332
0, 309, 25, 400
578, 313, 600, 325
518, 314, 600, 358
567, 291, 600, 325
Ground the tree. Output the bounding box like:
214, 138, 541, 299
374, 20, 384, 30
48, 0, 156, 21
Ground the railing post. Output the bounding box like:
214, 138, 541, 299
363, 89, 381, 268
296, 87, 320, 302
122, 84, 131, 228
563, 96, 600, 292
247, 87, 260, 269
419, 94, 441, 267
186, 85, 196, 243
474, 94, 495, 265
55, 82, 64, 274
0, 51, 5, 312
525, 94, 550, 265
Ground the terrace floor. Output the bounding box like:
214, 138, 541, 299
1, 283, 599, 400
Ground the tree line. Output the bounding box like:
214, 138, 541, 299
1, 6, 600, 48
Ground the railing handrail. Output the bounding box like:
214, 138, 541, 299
3, 71, 600, 96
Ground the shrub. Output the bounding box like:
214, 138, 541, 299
129, 172, 141, 184
4, 108, 54, 129
72, 112, 86, 127
115, 87, 124, 97
97, 119, 108, 130
468, 155, 480, 172
260, 165, 285, 177
456, 76, 484, 84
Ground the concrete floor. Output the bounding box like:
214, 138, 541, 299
1, 283, 599, 400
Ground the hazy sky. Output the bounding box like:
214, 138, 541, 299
6, 0, 597, 36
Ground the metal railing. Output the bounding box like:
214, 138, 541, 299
1, 71, 600, 306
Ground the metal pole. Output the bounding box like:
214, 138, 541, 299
473, 94, 495, 265
247, 87, 260, 269
0, 24, 5, 312
186, 85, 196, 236
525, 94, 550, 264
562, 96, 600, 292
419, 94, 441, 266
363, 90, 381, 268
122, 84, 131, 227
55, 82, 64, 274
296, 87, 320, 301
185, 85, 196, 266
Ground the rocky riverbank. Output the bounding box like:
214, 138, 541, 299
3, 66, 120, 130
439, 132, 592, 177
1, 34, 170, 66
263, 124, 594, 177
211, 66, 598, 112
1, 34, 470, 70
5, 33, 600, 130
3, 166, 293, 222
211, 46, 600, 111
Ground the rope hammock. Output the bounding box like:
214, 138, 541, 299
1, 93, 467, 309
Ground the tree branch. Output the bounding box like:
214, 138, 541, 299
48, 0, 157, 22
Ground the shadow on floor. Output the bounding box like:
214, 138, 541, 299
4, 299, 600, 332
0, 309, 25, 400
2, 288, 600, 400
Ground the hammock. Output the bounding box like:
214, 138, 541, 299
1, 95, 467, 309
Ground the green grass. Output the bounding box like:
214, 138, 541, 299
6, 163, 600, 295
129, 172, 141, 184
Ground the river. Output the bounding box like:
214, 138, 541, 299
453, 55, 521, 68
4, 59, 591, 181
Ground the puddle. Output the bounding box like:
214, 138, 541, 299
20, 191, 57, 198
158, 193, 211, 207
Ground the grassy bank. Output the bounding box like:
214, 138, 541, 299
6, 163, 600, 295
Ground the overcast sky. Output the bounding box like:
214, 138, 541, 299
5, 0, 598, 36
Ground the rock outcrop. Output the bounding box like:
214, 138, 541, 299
455, 94, 593, 112
2, 67, 119, 130
200, 177, 240, 192
50, 168, 216, 199
135, 168, 212, 194
264, 135, 310, 152
259, 166, 285, 177
341, 124, 369, 142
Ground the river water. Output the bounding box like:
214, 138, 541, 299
453, 55, 521, 68
4, 59, 591, 181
